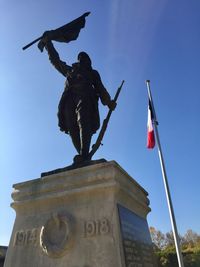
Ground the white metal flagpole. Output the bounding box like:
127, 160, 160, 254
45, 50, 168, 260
145, 80, 185, 267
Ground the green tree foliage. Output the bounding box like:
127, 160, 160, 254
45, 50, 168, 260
150, 227, 200, 267
150, 227, 167, 250
182, 229, 200, 249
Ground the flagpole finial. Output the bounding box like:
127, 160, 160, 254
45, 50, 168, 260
83, 12, 91, 17
146, 80, 150, 84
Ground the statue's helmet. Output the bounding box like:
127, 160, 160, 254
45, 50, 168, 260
77, 51, 92, 66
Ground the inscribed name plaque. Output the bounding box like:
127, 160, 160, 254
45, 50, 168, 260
118, 204, 155, 267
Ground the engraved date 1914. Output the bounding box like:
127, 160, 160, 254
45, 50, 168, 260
14, 228, 38, 246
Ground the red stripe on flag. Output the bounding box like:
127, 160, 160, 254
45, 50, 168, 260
147, 130, 155, 149
147, 104, 155, 149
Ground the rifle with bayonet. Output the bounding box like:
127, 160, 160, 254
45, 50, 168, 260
89, 80, 124, 159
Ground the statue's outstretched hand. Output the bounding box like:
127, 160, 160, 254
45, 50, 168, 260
38, 40, 45, 52
37, 31, 53, 52
108, 100, 117, 111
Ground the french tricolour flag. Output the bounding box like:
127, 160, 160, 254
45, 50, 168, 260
147, 101, 155, 149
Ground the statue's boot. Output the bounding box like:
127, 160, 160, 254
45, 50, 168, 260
71, 131, 91, 164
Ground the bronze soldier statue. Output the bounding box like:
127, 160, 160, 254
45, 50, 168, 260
38, 32, 116, 164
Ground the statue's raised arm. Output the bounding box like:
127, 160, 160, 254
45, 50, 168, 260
38, 34, 71, 77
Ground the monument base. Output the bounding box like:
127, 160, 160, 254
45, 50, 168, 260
4, 161, 156, 267
41, 158, 107, 177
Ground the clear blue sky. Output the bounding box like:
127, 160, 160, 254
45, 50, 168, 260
1, 0, 200, 246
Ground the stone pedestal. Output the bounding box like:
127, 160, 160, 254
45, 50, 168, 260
4, 161, 156, 267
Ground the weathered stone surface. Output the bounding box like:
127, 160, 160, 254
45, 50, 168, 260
0, 246, 7, 267
4, 161, 153, 267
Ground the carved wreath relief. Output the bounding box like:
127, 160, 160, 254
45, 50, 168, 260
40, 212, 75, 258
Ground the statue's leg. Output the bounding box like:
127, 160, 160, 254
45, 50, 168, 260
79, 126, 92, 160
69, 124, 81, 154
63, 96, 81, 155
76, 99, 92, 161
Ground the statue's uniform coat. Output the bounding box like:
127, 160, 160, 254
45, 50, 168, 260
45, 41, 111, 135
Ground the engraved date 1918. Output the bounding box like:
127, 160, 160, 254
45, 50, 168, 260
84, 218, 110, 237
